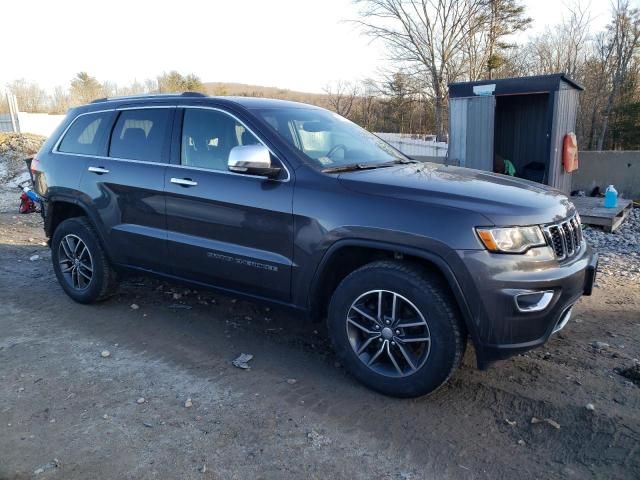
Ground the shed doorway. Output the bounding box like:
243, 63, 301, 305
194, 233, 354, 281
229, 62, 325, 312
493, 93, 551, 184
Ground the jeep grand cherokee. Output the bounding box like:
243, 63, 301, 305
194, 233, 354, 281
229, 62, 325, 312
31, 92, 598, 397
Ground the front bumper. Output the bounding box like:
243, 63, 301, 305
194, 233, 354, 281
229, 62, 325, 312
455, 242, 598, 368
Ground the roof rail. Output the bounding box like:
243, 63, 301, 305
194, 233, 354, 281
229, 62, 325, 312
90, 91, 208, 103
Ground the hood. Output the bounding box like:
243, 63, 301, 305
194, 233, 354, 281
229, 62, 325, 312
338, 162, 575, 226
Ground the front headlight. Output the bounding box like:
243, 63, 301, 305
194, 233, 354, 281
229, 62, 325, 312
476, 226, 546, 253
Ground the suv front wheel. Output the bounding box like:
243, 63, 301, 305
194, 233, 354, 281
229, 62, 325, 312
328, 261, 465, 397
51, 217, 118, 303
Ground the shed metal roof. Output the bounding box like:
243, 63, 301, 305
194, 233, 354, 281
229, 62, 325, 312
449, 73, 584, 98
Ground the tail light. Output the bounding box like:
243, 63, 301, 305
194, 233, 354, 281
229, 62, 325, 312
30, 156, 41, 174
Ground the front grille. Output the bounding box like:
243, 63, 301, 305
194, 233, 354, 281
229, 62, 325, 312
544, 215, 582, 260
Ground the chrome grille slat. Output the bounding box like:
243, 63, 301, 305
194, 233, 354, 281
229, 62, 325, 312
567, 221, 574, 253
563, 221, 574, 255
571, 219, 579, 247
544, 214, 582, 261
559, 223, 569, 256
573, 218, 582, 244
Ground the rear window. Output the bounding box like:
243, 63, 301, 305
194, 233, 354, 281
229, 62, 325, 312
58, 112, 112, 155
109, 109, 171, 162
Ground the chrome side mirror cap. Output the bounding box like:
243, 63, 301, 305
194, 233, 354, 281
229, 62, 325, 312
228, 145, 281, 178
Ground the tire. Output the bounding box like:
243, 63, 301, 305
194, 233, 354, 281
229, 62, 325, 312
327, 260, 465, 398
51, 216, 118, 303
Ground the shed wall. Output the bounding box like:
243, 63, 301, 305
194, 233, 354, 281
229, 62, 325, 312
548, 85, 580, 192
448, 96, 495, 169
448, 97, 467, 166
465, 95, 495, 171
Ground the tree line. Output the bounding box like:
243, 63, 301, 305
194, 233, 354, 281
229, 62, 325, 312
342, 0, 640, 150
0, 71, 206, 116
2, 0, 640, 150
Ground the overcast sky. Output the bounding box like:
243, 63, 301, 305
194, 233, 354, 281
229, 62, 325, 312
3, 0, 613, 94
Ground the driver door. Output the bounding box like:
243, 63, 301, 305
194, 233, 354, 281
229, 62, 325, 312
164, 107, 294, 301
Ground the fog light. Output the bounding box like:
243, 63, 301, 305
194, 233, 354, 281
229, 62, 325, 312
514, 290, 554, 312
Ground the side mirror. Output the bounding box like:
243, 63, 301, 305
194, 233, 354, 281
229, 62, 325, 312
228, 145, 281, 178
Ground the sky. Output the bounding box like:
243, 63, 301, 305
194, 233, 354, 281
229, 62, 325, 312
2, 0, 613, 94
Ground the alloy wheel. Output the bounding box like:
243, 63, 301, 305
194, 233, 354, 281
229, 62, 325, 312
58, 234, 94, 291
346, 289, 431, 378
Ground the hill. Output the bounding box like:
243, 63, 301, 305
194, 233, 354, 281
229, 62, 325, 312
203, 82, 329, 106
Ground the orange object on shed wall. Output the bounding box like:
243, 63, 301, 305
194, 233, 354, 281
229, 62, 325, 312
563, 133, 579, 172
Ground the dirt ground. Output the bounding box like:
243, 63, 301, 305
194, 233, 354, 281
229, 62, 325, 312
1, 212, 638, 480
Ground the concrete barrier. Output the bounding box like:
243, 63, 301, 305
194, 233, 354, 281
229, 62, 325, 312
572, 151, 640, 199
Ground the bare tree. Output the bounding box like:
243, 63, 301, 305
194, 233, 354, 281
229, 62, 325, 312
576, 32, 615, 148
49, 86, 71, 114
597, 0, 640, 150
6, 79, 48, 112
562, 1, 592, 78
357, 79, 380, 129
324, 80, 359, 117
353, 0, 487, 140
526, 2, 591, 78
101, 81, 119, 98
144, 78, 158, 93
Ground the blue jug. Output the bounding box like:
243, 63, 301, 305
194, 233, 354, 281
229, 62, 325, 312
604, 185, 618, 208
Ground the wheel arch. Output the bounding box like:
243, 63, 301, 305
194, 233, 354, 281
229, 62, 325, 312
308, 239, 481, 363
45, 196, 113, 260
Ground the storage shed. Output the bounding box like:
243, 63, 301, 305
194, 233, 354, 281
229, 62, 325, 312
447, 74, 583, 192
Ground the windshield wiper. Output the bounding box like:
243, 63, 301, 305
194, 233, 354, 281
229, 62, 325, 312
321, 163, 390, 173
322, 158, 418, 173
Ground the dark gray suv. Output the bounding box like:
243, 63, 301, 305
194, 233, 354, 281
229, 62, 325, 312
32, 93, 598, 397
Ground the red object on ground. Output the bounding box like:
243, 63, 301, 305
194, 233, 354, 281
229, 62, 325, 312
19, 192, 38, 214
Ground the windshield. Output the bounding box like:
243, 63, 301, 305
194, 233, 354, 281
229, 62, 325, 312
254, 107, 408, 169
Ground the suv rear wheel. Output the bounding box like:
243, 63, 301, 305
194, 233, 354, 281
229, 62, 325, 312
51, 217, 118, 303
328, 260, 465, 397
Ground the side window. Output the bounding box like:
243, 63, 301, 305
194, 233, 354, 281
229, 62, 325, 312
109, 109, 171, 162
181, 109, 261, 171
58, 112, 112, 155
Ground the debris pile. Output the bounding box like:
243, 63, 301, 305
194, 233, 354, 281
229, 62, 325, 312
0, 133, 46, 211
0, 133, 45, 181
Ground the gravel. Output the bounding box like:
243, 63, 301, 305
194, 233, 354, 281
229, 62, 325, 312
582, 207, 640, 280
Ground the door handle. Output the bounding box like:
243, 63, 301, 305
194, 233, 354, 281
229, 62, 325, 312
88, 166, 109, 174
170, 177, 198, 187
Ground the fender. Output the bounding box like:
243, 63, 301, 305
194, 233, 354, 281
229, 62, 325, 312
308, 238, 483, 365
44, 193, 115, 262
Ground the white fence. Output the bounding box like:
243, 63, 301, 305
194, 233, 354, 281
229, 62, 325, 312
0, 112, 65, 137
375, 132, 448, 158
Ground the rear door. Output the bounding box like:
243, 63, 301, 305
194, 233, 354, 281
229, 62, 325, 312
78, 106, 174, 272
164, 107, 294, 301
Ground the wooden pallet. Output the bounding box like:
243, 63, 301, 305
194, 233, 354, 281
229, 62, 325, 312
570, 196, 634, 233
